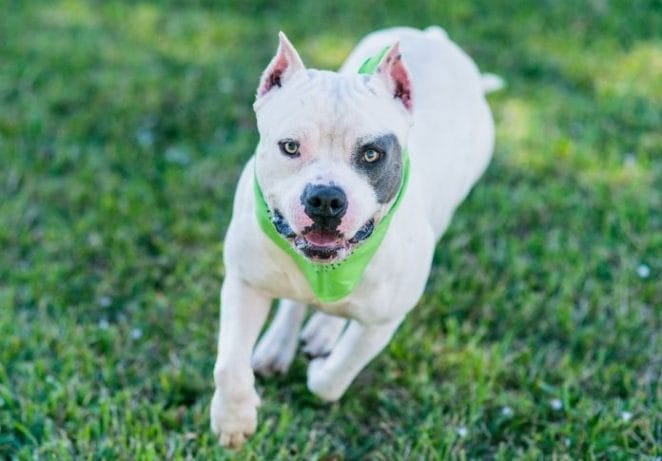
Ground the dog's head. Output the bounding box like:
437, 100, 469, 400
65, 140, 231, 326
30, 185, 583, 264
253, 32, 413, 263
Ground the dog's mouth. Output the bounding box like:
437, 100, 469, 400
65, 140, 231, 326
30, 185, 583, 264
272, 210, 374, 263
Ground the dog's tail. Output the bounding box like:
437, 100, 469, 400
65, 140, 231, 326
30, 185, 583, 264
481, 72, 505, 94
425, 26, 504, 94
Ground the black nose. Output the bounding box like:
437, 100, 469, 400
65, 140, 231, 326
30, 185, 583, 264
302, 184, 348, 222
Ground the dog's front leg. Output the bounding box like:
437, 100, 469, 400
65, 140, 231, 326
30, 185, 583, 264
211, 275, 271, 448
307, 317, 402, 402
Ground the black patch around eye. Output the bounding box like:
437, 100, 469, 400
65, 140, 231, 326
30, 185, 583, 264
352, 133, 403, 204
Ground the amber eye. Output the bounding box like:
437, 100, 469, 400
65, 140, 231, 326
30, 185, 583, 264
363, 148, 382, 163
279, 140, 300, 157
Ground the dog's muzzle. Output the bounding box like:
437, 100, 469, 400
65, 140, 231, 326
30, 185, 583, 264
271, 210, 374, 262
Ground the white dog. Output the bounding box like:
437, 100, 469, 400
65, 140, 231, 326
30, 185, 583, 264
211, 26, 500, 448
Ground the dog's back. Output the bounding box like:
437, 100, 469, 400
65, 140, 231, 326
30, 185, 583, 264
341, 26, 495, 238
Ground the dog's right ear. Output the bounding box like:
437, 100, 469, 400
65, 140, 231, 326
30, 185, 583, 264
257, 32, 305, 98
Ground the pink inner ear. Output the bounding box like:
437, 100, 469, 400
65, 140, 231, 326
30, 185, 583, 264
390, 56, 413, 111
259, 53, 289, 96
378, 45, 414, 112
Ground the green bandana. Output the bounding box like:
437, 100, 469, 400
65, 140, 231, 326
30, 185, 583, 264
253, 46, 409, 303
357, 46, 389, 75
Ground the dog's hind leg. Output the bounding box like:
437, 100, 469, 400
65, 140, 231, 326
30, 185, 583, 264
306, 317, 403, 402
252, 299, 307, 376
300, 312, 347, 358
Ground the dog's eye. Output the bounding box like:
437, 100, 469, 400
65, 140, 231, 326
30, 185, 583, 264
362, 148, 382, 163
279, 140, 300, 157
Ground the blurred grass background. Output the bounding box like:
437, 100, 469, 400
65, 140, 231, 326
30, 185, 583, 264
0, 0, 660, 459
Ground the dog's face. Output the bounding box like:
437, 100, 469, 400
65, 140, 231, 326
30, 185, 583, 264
254, 33, 413, 263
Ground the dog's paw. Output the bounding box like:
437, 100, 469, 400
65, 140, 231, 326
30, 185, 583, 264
300, 312, 347, 358
210, 388, 259, 449
307, 357, 345, 402
252, 324, 299, 377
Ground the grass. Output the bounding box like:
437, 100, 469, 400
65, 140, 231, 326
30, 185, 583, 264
0, 0, 660, 459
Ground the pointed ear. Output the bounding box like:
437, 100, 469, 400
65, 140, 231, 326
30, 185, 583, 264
257, 31, 305, 98
376, 42, 413, 112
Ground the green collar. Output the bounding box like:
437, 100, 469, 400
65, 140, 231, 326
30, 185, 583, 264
252, 46, 409, 303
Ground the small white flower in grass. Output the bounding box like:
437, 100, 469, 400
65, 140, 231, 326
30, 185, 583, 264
98, 296, 112, 308
501, 406, 514, 418
136, 127, 154, 147
165, 146, 191, 165
637, 264, 650, 279
550, 398, 563, 411
621, 411, 632, 422
623, 153, 636, 167
564, 437, 571, 447
456, 426, 468, 438
98, 318, 110, 330
131, 328, 143, 340
87, 232, 102, 248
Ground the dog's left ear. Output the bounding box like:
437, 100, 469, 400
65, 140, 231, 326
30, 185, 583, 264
257, 31, 306, 98
376, 42, 413, 112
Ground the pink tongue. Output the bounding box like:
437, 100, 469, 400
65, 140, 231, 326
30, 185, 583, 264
305, 230, 340, 246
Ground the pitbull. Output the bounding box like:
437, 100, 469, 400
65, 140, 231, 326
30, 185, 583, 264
211, 26, 500, 448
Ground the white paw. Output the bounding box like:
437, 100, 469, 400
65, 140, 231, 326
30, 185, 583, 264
300, 312, 347, 357
306, 357, 345, 402
252, 325, 299, 377
210, 388, 260, 449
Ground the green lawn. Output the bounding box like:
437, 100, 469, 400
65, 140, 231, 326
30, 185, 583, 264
1, 0, 660, 459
